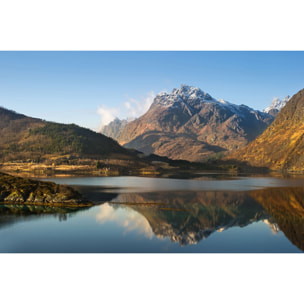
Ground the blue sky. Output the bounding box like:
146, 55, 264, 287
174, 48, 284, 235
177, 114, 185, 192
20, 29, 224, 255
0, 51, 303, 131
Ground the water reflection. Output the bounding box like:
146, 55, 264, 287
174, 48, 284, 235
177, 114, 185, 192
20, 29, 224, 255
103, 191, 268, 246
0, 204, 88, 229
250, 187, 304, 251
96, 203, 154, 238
2, 180, 304, 252
101, 188, 304, 250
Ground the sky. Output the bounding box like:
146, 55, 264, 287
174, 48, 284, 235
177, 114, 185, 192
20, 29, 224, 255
0, 51, 304, 131
2, 1, 304, 302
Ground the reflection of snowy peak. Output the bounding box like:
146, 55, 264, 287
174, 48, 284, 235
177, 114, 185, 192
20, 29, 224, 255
116, 191, 268, 247
263, 96, 290, 116
263, 219, 280, 234
152, 213, 267, 246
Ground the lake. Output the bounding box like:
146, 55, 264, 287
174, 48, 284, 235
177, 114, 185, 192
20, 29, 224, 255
1, 174, 304, 253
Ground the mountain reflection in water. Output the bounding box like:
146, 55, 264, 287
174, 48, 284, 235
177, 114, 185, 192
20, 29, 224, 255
1, 179, 304, 252
250, 187, 304, 252
102, 188, 304, 250
0, 204, 88, 230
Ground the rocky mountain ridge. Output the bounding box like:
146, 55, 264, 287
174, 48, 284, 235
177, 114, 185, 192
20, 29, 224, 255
102, 85, 275, 162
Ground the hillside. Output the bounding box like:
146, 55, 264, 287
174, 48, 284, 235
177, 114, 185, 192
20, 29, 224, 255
228, 88, 304, 171
0, 106, 126, 159
102, 85, 274, 162
0, 107, 160, 175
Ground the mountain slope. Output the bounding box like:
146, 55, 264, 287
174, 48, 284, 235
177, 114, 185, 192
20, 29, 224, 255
228, 88, 304, 171
0, 106, 127, 162
102, 85, 274, 162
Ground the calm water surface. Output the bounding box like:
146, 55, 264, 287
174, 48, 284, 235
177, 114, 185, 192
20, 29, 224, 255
1, 175, 304, 253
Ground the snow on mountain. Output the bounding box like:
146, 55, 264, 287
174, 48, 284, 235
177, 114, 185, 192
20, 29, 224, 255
153, 85, 217, 107
110, 84, 275, 162
263, 96, 290, 114
152, 84, 267, 119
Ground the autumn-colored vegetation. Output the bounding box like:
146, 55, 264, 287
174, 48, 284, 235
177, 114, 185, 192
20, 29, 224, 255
227, 89, 304, 172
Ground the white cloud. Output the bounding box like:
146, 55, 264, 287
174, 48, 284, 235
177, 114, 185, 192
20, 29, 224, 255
96, 203, 154, 239
97, 105, 118, 127
97, 91, 155, 128
124, 91, 155, 119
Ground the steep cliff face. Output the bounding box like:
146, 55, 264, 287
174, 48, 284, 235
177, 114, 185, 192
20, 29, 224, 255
102, 85, 274, 162
228, 88, 304, 171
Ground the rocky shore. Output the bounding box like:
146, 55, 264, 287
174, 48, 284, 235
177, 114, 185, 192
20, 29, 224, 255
0, 172, 92, 207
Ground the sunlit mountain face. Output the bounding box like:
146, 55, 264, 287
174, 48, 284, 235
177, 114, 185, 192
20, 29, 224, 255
229, 88, 304, 171
101, 85, 274, 162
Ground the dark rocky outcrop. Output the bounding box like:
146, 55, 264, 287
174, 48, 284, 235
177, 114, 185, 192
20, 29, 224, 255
0, 172, 92, 207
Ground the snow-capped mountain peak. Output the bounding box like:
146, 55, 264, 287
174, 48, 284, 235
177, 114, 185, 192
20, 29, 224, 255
263, 96, 290, 114
102, 84, 275, 162
154, 85, 217, 108
151, 84, 271, 120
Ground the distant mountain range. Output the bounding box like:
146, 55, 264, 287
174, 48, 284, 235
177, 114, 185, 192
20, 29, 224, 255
100, 117, 130, 140
228, 88, 304, 171
101, 85, 276, 162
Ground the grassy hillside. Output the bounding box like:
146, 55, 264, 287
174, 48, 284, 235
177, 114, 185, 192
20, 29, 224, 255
0, 107, 162, 176
27, 122, 125, 155
0, 107, 126, 160
227, 89, 304, 172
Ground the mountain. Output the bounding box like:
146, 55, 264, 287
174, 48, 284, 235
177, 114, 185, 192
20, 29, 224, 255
100, 118, 130, 140
0, 106, 126, 159
102, 85, 274, 162
263, 96, 290, 117
228, 88, 304, 171
0, 106, 159, 175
